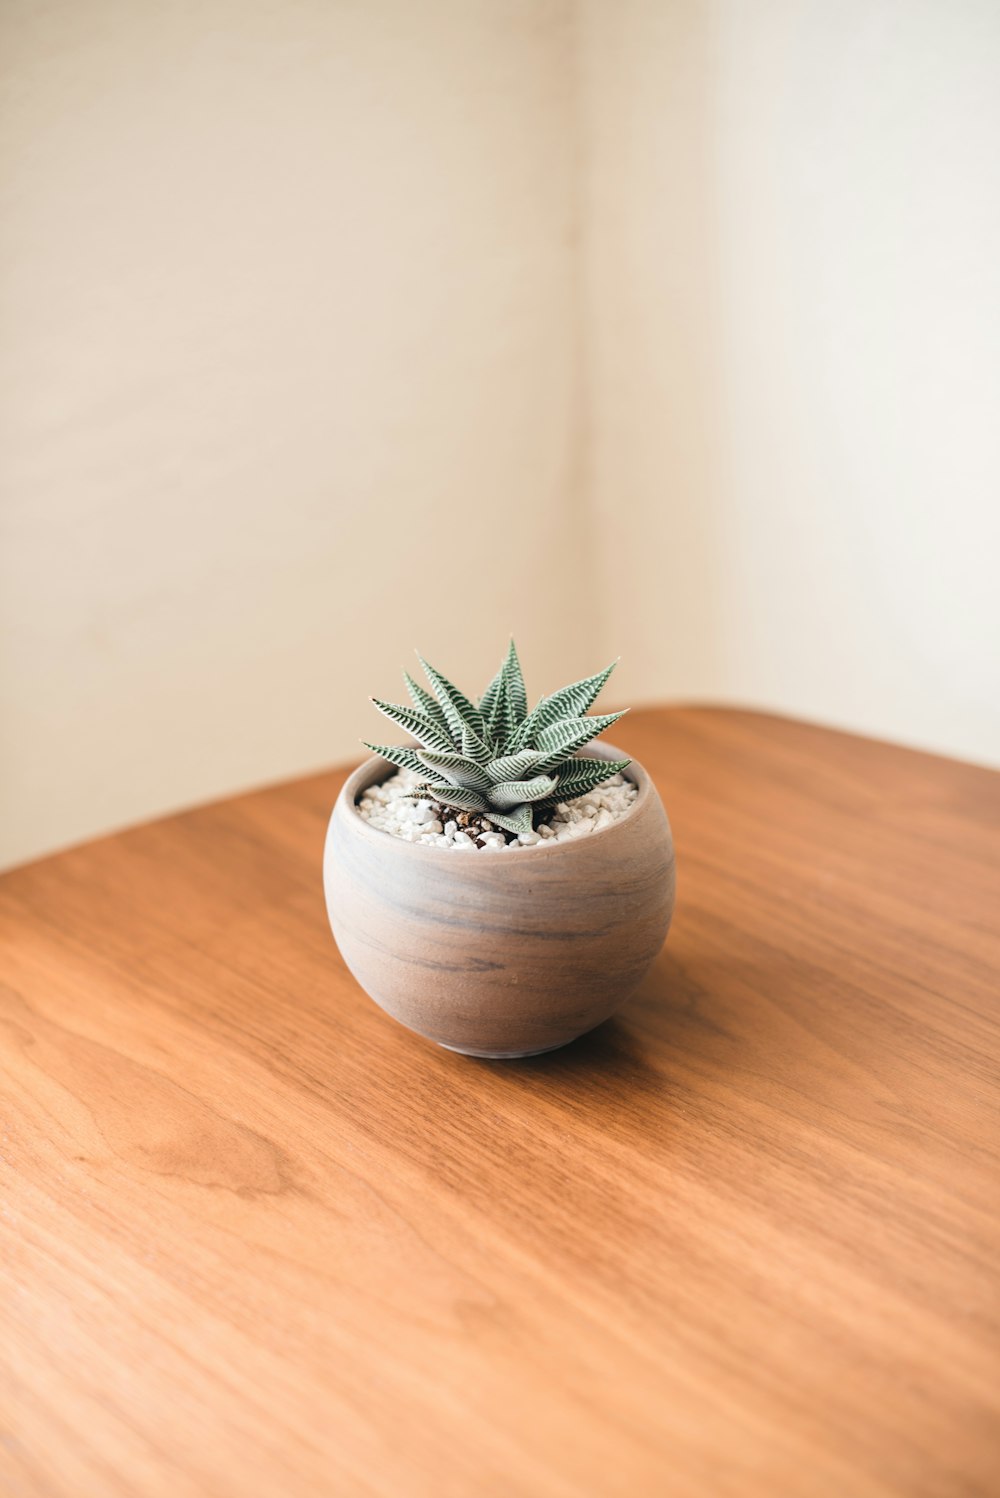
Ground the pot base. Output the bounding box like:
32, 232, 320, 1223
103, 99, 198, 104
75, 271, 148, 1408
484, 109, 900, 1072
438, 1038, 572, 1060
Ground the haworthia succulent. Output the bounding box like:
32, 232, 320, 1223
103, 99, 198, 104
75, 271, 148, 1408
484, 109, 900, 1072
364, 643, 632, 831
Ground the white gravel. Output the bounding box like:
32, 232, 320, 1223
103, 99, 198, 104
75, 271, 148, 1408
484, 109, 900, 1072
356, 768, 637, 850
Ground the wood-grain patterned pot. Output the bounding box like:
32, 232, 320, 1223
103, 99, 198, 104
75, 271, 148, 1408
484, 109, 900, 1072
323, 743, 675, 1058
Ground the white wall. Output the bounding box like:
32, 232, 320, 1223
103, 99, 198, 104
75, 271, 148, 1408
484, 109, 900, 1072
581, 0, 1000, 765
4, 0, 998, 869
0, 0, 585, 869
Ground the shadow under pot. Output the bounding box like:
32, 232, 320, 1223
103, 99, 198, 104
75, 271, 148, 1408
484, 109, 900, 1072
323, 742, 676, 1058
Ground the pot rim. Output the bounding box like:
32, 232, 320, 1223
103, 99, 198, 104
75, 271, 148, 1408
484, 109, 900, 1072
335, 740, 651, 857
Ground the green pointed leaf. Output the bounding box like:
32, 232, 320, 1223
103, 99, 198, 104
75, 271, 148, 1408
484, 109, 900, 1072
403, 671, 450, 736
510, 696, 544, 751
534, 710, 627, 762
486, 749, 543, 784
461, 722, 492, 766
536, 757, 632, 807
487, 775, 557, 810
502, 638, 527, 721
415, 751, 491, 793
479, 638, 527, 725
427, 784, 489, 813
478, 651, 506, 719
363, 746, 452, 802
514, 662, 617, 746
370, 698, 455, 754
482, 804, 533, 836
486, 674, 504, 739
488, 672, 517, 745
362, 743, 432, 777
418, 655, 486, 744
542, 661, 617, 721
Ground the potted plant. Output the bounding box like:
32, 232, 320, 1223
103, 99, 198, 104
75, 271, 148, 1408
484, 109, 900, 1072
323, 642, 675, 1057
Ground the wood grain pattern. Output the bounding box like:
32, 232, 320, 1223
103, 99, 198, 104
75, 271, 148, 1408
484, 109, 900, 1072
1, 707, 998, 1498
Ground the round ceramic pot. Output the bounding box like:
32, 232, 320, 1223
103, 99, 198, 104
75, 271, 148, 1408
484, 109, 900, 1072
323, 743, 675, 1058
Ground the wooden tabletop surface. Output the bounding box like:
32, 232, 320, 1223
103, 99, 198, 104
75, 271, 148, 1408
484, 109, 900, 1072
2, 707, 998, 1498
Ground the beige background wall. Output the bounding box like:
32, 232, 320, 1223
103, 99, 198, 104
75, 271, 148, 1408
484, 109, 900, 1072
0, 0, 587, 868
580, 0, 1000, 763
3, 0, 999, 869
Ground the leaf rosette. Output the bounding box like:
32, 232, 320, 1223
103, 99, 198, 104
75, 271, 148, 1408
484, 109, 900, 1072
364, 642, 630, 836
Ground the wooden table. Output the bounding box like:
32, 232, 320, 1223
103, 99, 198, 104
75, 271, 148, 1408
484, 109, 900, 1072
2, 708, 998, 1498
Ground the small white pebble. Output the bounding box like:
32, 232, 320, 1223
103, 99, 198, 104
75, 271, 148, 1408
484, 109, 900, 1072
357, 768, 637, 851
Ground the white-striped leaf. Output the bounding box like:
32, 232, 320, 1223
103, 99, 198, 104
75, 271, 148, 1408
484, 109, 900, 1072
478, 652, 506, 718
501, 638, 527, 720
486, 749, 543, 784
537, 757, 631, 806
416, 751, 491, 793
461, 723, 492, 766
427, 784, 489, 813
510, 697, 544, 752
363, 743, 435, 778
486, 672, 505, 738
534, 710, 627, 762
488, 775, 557, 810
403, 671, 450, 736
488, 672, 517, 744
371, 698, 455, 754
418, 656, 486, 742
513, 662, 617, 747
479, 638, 528, 725
482, 804, 534, 836
539, 661, 617, 722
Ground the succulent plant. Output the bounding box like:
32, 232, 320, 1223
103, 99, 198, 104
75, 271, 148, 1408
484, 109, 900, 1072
364, 641, 630, 836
